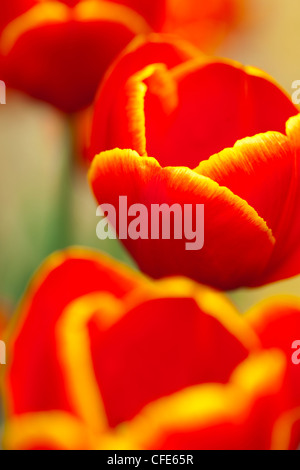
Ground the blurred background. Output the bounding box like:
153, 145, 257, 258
0, 0, 299, 320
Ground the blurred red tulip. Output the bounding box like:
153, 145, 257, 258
3, 249, 300, 449
0, 0, 242, 112
89, 38, 300, 290
0, 0, 152, 112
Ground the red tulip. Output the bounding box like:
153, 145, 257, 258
0, 0, 152, 112
3, 249, 300, 449
89, 38, 300, 290
0, 0, 244, 112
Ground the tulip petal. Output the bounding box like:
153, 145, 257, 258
107, 0, 167, 30
99, 350, 287, 450
197, 132, 295, 240
144, 60, 298, 168
89, 34, 201, 160
5, 249, 259, 448
86, 278, 256, 427
89, 149, 275, 289
5, 248, 143, 416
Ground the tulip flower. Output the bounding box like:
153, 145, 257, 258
3, 248, 300, 450
0, 0, 242, 112
89, 39, 300, 290
0, 0, 152, 112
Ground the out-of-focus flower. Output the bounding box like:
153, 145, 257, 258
89, 39, 300, 290
163, 0, 242, 52
0, 0, 153, 112
3, 249, 300, 449
0, 0, 243, 112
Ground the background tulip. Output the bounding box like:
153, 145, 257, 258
3, 250, 300, 450
0, 0, 151, 112
0, 0, 239, 112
